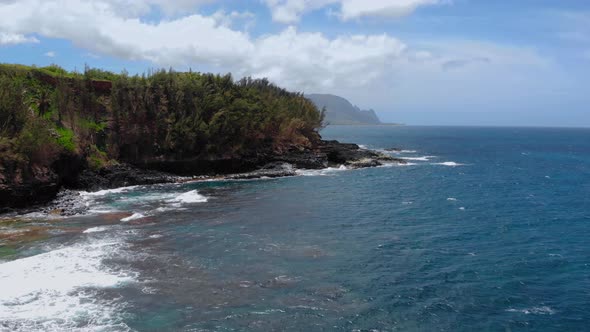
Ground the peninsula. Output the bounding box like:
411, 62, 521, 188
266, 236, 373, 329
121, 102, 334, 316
0, 64, 402, 211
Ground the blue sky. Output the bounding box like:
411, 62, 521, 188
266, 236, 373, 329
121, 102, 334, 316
1, 0, 589, 126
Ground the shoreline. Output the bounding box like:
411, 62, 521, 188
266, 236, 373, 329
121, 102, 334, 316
1, 140, 405, 216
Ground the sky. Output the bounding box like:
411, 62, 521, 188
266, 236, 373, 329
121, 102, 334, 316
0, 0, 589, 126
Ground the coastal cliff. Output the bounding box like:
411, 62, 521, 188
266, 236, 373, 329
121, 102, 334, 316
306, 93, 381, 125
0, 64, 401, 211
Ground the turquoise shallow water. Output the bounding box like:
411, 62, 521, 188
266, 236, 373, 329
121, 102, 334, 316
1, 126, 590, 331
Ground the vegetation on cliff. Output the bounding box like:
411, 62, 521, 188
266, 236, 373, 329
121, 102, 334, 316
0, 63, 324, 207
1, 63, 323, 164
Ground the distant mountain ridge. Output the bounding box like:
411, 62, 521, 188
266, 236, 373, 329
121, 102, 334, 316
306, 94, 381, 125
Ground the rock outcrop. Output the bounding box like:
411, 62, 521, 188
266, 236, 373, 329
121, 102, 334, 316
0, 139, 405, 213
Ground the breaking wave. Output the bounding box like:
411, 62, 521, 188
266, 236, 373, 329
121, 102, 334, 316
295, 165, 348, 177
0, 237, 136, 331
168, 190, 208, 204
433, 161, 465, 167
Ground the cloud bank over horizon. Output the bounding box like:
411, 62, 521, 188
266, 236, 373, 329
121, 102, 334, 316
0, 0, 588, 126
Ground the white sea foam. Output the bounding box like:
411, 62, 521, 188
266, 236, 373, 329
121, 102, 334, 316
77, 188, 137, 216
379, 162, 415, 168
447, 197, 458, 201
87, 208, 118, 214
0, 238, 135, 331
83, 226, 110, 234
79, 186, 208, 217
170, 190, 208, 204
433, 161, 465, 167
506, 306, 555, 315
80, 186, 138, 197
121, 212, 146, 222
295, 165, 348, 177
155, 206, 184, 213
401, 155, 437, 161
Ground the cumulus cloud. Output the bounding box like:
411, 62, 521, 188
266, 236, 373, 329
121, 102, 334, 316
44, 51, 56, 57
0, 0, 558, 115
262, 0, 448, 24
99, 0, 217, 17
338, 0, 448, 21
251, 28, 406, 89
262, 0, 333, 24
0, 32, 38, 45
0, 0, 407, 91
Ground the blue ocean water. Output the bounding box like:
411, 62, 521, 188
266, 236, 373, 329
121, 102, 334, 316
1, 126, 590, 331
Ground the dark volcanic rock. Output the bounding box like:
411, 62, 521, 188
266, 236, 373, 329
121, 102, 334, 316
271, 149, 328, 170
73, 163, 182, 191
37, 190, 89, 216
317, 140, 403, 167
0, 165, 60, 212
0, 153, 85, 212
226, 162, 297, 180
0, 139, 405, 212
137, 157, 261, 176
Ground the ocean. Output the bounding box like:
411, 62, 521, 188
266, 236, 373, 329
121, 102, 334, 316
1, 125, 589, 331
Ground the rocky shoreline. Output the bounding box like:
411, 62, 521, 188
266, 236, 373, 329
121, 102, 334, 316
0, 140, 405, 214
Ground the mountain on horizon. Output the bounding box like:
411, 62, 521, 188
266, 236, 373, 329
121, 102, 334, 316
306, 94, 381, 125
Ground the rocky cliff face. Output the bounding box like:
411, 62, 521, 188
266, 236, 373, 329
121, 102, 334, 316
0, 153, 85, 210
0, 139, 405, 212
0, 64, 399, 212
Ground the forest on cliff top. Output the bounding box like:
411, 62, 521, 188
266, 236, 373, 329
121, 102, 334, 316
0, 64, 324, 176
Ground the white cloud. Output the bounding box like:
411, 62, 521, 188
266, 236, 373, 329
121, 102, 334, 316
262, 0, 334, 24
211, 10, 256, 30
0, 0, 564, 123
251, 27, 406, 89
262, 0, 448, 24
98, 0, 216, 17
0, 32, 38, 45
323, 38, 570, 124
0, 0, 408, 91
44, 51, 56, 57
338, 0, 447, 21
